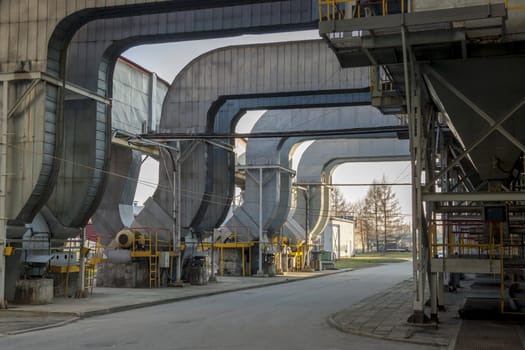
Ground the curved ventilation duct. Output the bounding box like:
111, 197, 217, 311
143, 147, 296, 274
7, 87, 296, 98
1, 0, 318, 238
224, 106, 404, 240
285, 137, 410, 241
138, 40, 370, 239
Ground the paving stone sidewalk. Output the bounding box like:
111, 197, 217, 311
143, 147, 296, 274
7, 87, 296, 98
329, 279, 462, 349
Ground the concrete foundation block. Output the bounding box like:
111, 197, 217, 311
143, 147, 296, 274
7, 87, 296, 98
189, 266, 208, 285
96, 261, 149, 288
50, 272, 80, 297
15, 279, 54, 305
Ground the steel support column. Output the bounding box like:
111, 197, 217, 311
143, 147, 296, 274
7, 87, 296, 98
176, 140, 182, 285
437, 126, 447, 312
258, 167, 264, 276
425, 110, 439, 321
404, 25, 426, 321
411, 64, 426, 321
0, 81, 7, 308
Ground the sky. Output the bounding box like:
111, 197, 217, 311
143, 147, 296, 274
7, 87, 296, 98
123, 31, 412, 223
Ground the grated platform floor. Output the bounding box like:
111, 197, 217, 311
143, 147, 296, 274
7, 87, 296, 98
454, 320, 525, 350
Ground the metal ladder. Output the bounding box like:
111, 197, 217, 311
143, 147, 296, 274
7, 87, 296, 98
149, 254, 158, 288
84, 263, 96, 295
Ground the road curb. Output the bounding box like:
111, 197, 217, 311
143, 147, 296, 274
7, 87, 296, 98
4, 268, 352, 335
79, 268, 353, 318
6, 317, 80, 336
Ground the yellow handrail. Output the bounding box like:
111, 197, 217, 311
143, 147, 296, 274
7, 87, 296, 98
319, 0, 408, 21
429, 219, 504, 258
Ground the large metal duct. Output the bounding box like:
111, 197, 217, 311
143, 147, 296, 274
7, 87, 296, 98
89, 59, 169, 244
225, 106, 405, 240
145, 40, 371, 238
286, 138, 410, 241
0, 0, 319, 237
91, 146, 142, 245
49, 1, 320, 237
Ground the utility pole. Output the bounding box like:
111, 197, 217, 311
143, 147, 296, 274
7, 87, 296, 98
304, 185, 310, 269
209, 229, 218, 282
171, 142, 183, 286
175, 141, 182, 285
77, 227, 86, 298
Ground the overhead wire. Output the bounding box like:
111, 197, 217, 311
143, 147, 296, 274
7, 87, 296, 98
6, 63, 411, 226
7, 138, 413, 224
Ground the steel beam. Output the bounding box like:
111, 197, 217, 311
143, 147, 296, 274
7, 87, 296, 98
431, 258, 501, 274
237, 164, 295, 176
0, 71, 111, 105
111, 137, 160, 157
144, 126, 408, 140
335, 30, 467, 51
423, 192, 525, 202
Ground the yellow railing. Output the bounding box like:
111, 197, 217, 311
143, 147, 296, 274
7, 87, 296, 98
370, 65, 395, 96
319, 0, 346, 21
318, 1, 523, 21
429, 220, 504, 258
505, 0, 525, 11
319, 0, 408, 21
429, 218, 525, 315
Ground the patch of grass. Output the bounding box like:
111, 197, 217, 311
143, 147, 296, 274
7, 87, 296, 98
334, 251, 412, 269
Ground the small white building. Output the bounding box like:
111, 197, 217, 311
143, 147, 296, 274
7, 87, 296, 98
320, 217, 355, 259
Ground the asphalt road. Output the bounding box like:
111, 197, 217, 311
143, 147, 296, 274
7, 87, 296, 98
0, 262, 435, 350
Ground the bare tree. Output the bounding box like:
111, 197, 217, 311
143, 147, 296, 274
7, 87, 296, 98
364, 181, 382, 251
349, 200, 371, 252
363, 176, 403, 252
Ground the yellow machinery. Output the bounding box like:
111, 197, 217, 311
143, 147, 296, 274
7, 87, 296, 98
116, 229, 145, 249
4, 246, 14, 256
125, 228, 175, 288
88, 228, 179, 289
195, 232, 255, 277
